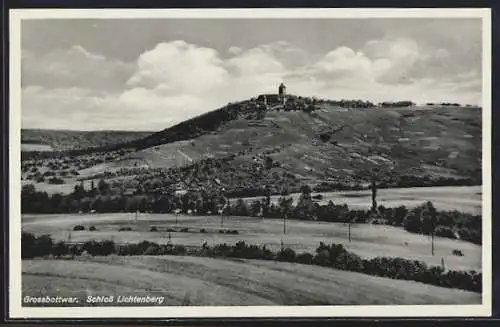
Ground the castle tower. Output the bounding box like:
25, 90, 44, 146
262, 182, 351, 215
278, 82, 287, 104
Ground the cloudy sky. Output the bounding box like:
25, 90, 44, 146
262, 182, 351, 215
21, 18, 482, 131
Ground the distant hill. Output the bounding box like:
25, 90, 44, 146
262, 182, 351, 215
21, 129, 154, 152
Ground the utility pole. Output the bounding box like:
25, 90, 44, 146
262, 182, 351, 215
431, 204, 436, 256
174, 208, 180, 227
348, 222, 351, 243
431, 230, 435, 256
283, 213, 287, 235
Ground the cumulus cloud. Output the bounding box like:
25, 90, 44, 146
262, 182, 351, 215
22, 46, 135, 91
127, 41, 229, 94
21, 38, 482, 131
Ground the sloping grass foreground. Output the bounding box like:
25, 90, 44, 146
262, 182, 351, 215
23, 256, 480, 306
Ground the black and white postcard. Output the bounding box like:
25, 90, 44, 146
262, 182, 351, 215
8, 8, 492, 319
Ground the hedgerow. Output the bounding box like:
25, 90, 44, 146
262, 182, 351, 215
21, 233, 481, 293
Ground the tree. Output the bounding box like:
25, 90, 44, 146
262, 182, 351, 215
420, 201, 438, 256
421, 201, 437, 235
391, 205, 408, 226
370, 179, 378, 213
73, 181, 86, 200
262, 187, 272, 217
250, 200, 262, 217
403, 208, 422, 233
278, 196, 294, 234
98, 179, 109, 195
233, 198, 248, 216
295, 184, 314, 219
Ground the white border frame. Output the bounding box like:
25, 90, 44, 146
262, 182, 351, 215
8, 8, 492, 319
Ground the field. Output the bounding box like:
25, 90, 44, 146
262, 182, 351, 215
21, 129, 153, 151
240, 185, 482, 215
22, 213, 481, 272
22, 255, 481, 306
21, 143, 54, 152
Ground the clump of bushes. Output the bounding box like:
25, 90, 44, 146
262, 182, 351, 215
150, 226, 158, 232
435, 226, 456, 239
225, 230, 239, 235
21, 233, 54, 259
296, 252, 314, 264
89, 226, 97, 231
277, 248, 296, 262
452, 249, 464, 256
401, 202, 481, 245
118, 227, 133, 231
82, 240, 116, 256
47, 176, 65, 184
180, 228, 189, 232
73, 225, 85, 231
200, 228, 207, 233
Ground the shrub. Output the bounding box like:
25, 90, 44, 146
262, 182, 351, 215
136, 241, 157, 254
312, 194, 323, 200
69, 244, 84, 256
277, 247, 296, 262
167, 228, 175, 232
338, 252, 364, 272
229, 241, 269, 259
458, 228, 481, 245
452, 249, 464, 256
119, 227, 133, 231
73, 225, 85, 231
213, 243, 232, 257
82, 240, 116, 256
48, 176, 65, 184
144, 244, 161, 255
181, 228, 189, 232
219, 230, 225, 234
172, 244, 187, 255
296, 252, 314, 264
22, 233, 54, 258
21, 232, 37, 259
200, 228, 207, 233
150, 226, 158, 232
435, 226, 456, 239
89, 226, 97, 231
117, 243, 141, 256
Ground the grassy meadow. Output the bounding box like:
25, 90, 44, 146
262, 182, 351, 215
22, 255, 481, 306
22, 212, 481, 272
239, 185, 482, 215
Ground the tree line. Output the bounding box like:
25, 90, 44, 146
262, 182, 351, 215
22, 183, 481, 245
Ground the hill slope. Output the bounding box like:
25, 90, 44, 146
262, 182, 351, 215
21, 98, 482, 194
78, 101, 481, 190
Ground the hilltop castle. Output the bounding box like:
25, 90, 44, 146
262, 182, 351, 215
257, 82, 287, 106
278, 82, 286, 104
